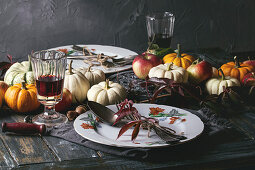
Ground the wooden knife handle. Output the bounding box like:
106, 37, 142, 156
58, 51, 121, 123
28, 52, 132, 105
2, 122, 46, 135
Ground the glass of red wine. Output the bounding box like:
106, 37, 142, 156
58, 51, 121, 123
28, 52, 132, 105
146, 12, 175, 48
31, 50, 68, 127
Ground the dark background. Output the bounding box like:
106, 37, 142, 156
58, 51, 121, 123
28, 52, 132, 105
0, 0, 255, 62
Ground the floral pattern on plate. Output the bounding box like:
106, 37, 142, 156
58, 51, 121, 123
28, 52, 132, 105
74, 103, 204, 148
49, 44, 138, 74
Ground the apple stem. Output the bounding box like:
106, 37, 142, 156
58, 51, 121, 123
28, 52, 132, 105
105, 79, 110, 90
218, 68, 225, 80
69, 60, 73, 74
177, 44, 181, 58
234, 56, 241, 68
167, 63, 173, 71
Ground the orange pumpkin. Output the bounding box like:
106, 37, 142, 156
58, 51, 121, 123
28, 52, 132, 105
220, 56, 254, 82
163, 44, 195, 69
0, 81, 9, 108
0, 94, 2, 108
5, 82, 40, 112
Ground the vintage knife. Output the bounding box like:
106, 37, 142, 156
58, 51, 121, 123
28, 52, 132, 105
2, 122, 47, 135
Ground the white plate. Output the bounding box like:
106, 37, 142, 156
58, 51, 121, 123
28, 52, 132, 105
74, 103, 204, 148
48, 44, 138, 74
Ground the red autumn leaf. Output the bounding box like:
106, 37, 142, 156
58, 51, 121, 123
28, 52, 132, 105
0, 55, 16, 77
131, 121, 141, 142
0, 63, 12, 70
140, 77, 203, 104
7, 54, 14, 64
116, 121, 139, 140
178, 87, 184, 96
113, 107, 140, 125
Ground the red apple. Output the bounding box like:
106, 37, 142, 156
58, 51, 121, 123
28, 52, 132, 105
55, 88, 72, 112
242, 72, 255, 86
132, 53, 162, 79
187, 60, 212, 84
243, 59, 255, 69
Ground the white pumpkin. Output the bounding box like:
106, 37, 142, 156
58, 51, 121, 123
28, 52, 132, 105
76, 66, 105, 86
4, 57, 34, 85
87, 79, 127, 106
148, 63, 188, 83
64, 61, 90, 103
205, 69, 240, 95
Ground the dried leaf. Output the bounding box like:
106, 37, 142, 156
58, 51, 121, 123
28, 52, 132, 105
164, 87, 172, 94
7, 54, 13, 63
151, 85, 168, 103
178, 87, 185, 96
116, 121, 139, 139
113, 107, 140, 125
140, 77, 203, 104
131, 121, 141, 142
115, 99, 129, 115
0, 62, 11, 69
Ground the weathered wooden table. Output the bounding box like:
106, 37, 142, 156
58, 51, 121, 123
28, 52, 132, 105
1, 104, 255, 169
1, 50, 255, 169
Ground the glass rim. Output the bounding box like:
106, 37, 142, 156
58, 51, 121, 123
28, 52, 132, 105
31, 50, 66, 60
146, 11, 175, 20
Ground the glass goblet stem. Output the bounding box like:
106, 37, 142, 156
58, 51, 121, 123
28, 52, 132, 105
42, 105, 60, 119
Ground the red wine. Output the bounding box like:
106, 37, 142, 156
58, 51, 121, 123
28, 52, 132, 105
36, 75, 64, 97
149, 34, 172, 48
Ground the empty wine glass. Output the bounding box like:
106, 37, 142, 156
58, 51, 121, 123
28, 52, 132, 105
31, 50, 68, 127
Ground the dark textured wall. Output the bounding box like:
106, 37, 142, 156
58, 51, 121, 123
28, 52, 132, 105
0, 0, 255, 62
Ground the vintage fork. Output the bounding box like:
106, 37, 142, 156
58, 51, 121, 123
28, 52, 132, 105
70, 45, 136, 64
114, 102, 186, 144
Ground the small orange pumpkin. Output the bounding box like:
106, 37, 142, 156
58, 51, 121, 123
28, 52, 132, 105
220, 56, 254, 82
163, 44, 195, 69
5, 82, 40, 112
0, 81, 9, 108
0, 94, 2, 108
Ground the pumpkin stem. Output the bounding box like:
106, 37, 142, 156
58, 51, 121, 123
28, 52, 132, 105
177, 44, 181, 58
69, 60, 73, 74
87, 65, 92, 72
234, 56, 241, 68
218, 68, 225, 80
21, 81, 27, 90
167, 63, 173, 71
28, 54, 32, 71
105, 79, 110, 90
